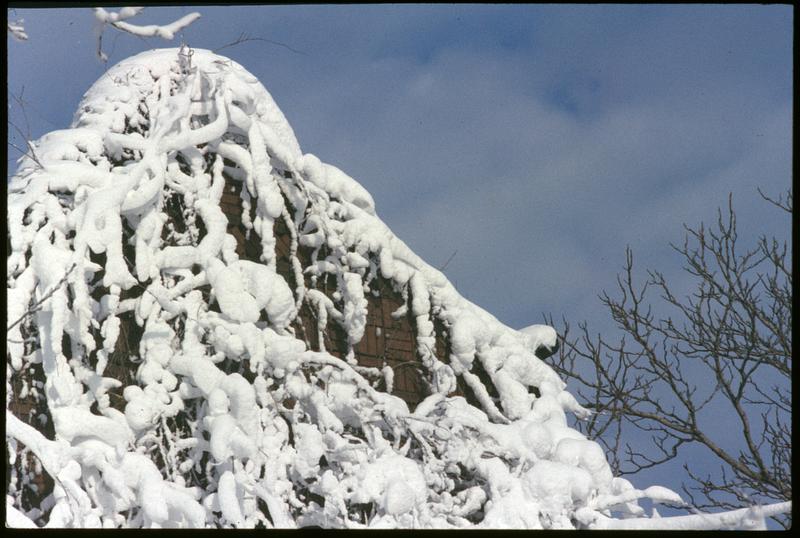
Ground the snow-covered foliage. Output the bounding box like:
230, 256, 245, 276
6, 47, 784, 529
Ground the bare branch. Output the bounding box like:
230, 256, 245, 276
551, 189, 792, 527
8, 87, 44, 169
757, 187, 792, 213
439, 250, 458, 271
213, 31, 307, 56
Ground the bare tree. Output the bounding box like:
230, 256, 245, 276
548, 189, 792, 529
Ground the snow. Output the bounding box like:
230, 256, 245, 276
7, 501, 38, 527
7, 19, 29, 41
217, 470, 245, 527
110, 14, 202, 41
578, 501, 793, 530
519, 323, 557, 344
341, 272, 368, 350
6, 46, 790, 530
354, 453, 427, 516
93, 8, 201, 61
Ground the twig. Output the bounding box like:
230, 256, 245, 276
756, 187, 792, 213
213, 31, 307, 56
7, 263, 77, 333
8, 87, 44, 169
439, 250, 458, 271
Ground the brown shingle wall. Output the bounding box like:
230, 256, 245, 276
223, 174, 444, 409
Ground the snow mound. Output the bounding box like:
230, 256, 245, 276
7, 47, 779, 529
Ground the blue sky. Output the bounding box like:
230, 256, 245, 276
6, 4, 793, 518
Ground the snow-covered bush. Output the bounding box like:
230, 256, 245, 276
6, 47, 783, 529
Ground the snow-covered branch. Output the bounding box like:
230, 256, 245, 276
8, 19, 29, 41
93, 7, 200, 61
580, 501, 792, 530
109, 13, 201, 40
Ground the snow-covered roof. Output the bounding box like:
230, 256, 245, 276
8, 47, 779, 529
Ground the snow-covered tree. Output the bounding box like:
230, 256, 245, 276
5, 47, 790, 529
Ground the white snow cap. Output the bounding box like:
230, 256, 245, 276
519, 324, 558, 349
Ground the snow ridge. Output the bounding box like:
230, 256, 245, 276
7, 47, 782, 529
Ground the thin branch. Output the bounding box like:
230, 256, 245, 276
213, 31, 307, 56
439, 250, 458, 271
552, 189, 791, 524
7, 90, 44, 170
7, 263, 77, 333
